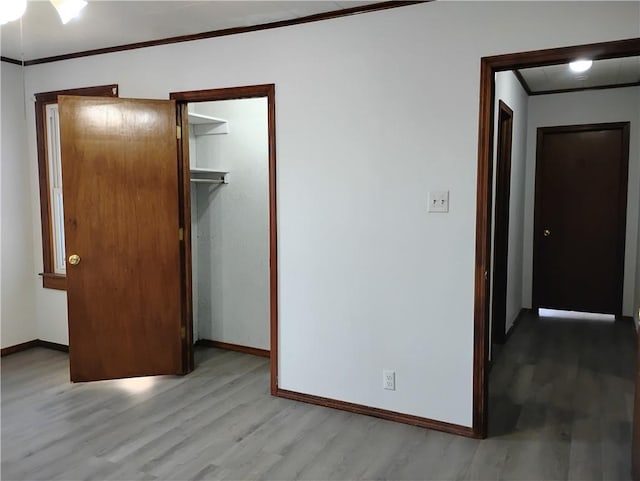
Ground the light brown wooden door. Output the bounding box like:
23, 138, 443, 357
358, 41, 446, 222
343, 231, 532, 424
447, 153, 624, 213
59, 96, 185, 382
533, 123, 629, 315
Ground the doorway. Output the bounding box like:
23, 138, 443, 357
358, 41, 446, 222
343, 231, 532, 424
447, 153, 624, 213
473, 38, 640, 444
170, 85, 278, 392
491, 101, 514, 346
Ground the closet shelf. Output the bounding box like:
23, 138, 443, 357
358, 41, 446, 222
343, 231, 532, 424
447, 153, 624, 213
188, 112, 227, 125
188, 112, 229, 135
190, 168, 229, 184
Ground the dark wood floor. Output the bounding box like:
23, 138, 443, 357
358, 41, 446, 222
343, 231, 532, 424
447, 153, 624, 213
1, 311, 636, 480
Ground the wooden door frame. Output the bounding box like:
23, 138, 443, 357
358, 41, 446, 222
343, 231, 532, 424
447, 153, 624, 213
532, 122, 630, 315
473, 37, 640, 438
169, 84, 278, 390
491, 100, 514, 346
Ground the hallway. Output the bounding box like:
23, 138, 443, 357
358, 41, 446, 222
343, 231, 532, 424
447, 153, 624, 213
489, 310, 636, 480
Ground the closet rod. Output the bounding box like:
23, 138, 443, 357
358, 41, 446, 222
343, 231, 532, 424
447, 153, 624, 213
190, 179, 225, 184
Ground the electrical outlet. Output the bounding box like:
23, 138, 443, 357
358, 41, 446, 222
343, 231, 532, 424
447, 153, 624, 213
383, 370, 395, 391
428, 191, 449, 213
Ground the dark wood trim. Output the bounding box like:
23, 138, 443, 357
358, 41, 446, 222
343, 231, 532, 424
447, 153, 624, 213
530, 80, 640, 96
195, 340, 270, 358
490, 100, 514, 346
35, 97, 55, 289
34, 84, 119, 103
512, 70, 532, 95
267, 86, 279, 396
483, 38, 640, 72
37, 340, 69, 353
176, 101, 194, 375
1, 340, 39, 357
170, 84, 278, 393
1, 339, 69, 356
171, 84, 274, 102
531, 121, 631, 135
1, 56, 22, 66
532, 122, 629, 315
474, 38, 640, 440
277, 389, 475, 437
473, 56, 494, 439
35, 84, 118, 291
23, 1, 428, 66
39, 272, 67, 290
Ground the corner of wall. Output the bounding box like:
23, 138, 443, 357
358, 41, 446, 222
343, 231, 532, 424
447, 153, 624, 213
1, 62, 38, 348
493, 70, 529, 334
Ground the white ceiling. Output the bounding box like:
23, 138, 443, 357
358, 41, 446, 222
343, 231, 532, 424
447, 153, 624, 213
518, 56, 640, 93
1, 0, 384, 61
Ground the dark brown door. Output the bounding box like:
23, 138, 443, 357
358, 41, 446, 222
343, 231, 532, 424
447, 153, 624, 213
491, 101, 513, 344
59, 96, 186, 382
533, 123, 629, 315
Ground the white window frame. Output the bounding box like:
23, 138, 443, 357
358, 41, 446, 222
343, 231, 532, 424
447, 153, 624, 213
45, 104, 66, 275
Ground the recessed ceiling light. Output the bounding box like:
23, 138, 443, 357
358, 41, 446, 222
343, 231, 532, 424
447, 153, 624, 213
569, 60, 593, 73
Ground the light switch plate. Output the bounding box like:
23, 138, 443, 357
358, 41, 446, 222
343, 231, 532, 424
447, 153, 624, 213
428, 191, 449, 213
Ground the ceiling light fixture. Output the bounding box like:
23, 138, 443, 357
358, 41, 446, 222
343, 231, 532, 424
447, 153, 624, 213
0, 0, 26, 25
51, 0, 87, 24
0, 0, 86, 26
569, 59, 593, 73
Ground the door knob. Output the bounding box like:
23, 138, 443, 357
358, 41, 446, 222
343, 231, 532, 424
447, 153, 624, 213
68, 254, 81, 265
543, 229, 551, 237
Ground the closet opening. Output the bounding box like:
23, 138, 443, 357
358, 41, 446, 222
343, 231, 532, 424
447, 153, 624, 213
171, 85, 278, 393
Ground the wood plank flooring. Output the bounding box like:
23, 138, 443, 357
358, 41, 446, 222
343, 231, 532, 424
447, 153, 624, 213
1, 311, 636, 480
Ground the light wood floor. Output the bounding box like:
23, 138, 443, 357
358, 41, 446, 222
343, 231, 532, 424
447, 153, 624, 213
1, 312, 636, 480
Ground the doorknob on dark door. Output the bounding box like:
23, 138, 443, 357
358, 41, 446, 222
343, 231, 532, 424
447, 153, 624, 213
543, 229, 551, 237
68, 254, 81, 265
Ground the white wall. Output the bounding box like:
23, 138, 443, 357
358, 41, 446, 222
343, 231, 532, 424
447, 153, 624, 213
191, 99, 270, 349
523, 87, 640, 317
1, 63, 38, 348
16, 1, 639, 426
492, 71, 528, 335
